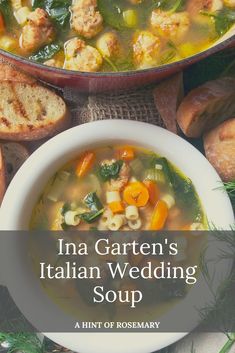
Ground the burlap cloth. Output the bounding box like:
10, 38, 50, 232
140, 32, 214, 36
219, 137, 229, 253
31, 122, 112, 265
62, 85, 164, 127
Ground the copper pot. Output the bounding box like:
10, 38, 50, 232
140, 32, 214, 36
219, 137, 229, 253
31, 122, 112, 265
1, 28, 235, 93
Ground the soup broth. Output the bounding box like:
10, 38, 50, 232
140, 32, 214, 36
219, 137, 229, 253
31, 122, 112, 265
0, 0, 234, 72
30, 145, 207, 321
30, 145, 206, 232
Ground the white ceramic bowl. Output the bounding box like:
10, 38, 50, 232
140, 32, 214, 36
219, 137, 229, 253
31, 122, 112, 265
0, 120, 234, 353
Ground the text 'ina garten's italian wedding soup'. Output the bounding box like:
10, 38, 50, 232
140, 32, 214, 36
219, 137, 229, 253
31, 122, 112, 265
30, 145, 207, 320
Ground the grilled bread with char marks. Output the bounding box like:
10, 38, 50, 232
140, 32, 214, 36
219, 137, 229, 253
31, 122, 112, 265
0, 81, 69, 140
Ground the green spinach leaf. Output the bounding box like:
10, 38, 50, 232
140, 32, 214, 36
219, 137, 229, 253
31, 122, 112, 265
98, 0, 126, 30
32, 0, 72, 28
201, 8, 235, 36
84, 192, 103, 212
80, 209, 104, 223
29, 43, 61, 62
81, 192, 104, 223
0, 0, 13, 28
98, 160, 123, 182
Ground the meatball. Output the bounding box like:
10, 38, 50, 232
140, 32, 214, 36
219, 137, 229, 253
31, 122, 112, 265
44, 59, 62, 68
64, 38, 103, 72
71, 0, 103, 39
107, 162, 130, 191
96, 32, 121, 58
20, 8, 55, 53
133, 30, 161, 69
150, 10, 190, 44
187, 0, 223, 15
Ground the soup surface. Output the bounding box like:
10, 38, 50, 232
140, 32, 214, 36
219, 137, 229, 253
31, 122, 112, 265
30, 145, 207, 320
30, 144, 206, 231
0, 0, 235, 72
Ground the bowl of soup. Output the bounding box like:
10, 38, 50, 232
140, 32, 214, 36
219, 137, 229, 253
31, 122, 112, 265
0, 120, 234, 353
0, 0, 235, 91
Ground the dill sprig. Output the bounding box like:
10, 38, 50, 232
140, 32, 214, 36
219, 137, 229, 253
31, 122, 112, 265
219, 181, 235, 198
0, 333, 43, 353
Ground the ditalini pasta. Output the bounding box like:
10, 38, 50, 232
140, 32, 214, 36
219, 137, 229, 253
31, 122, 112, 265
31, 144, 206, 232
30, 144, 207, 319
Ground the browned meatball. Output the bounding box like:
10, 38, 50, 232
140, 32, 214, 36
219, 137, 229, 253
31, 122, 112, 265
71, 0, 103, 39
64, 37, 103, 72
96, 32, 122, 58
187, 0, 223, 15
106, 161, 130, 191
150, 10, 190, 44
20, 8, 55, 53
133, 31, 161, 69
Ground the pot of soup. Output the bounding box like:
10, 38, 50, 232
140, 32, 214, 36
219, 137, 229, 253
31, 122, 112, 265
0, 120, 234, 353
0, 0, 235, 92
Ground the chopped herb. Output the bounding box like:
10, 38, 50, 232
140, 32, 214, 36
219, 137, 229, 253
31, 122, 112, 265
81, 192, 104, 223
98, 160, 123, 182
162, 0, 186, 13
61, 202, 71, 216
84, 192, 103, 212
29, 43, 61, 63
98, 0, 127, 30
80, 209, 104, 224
201, 8, 235, 36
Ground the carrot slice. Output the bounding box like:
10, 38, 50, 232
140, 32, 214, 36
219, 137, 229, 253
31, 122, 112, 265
109, 201, 124, 214
143, 180, 160, 205
0, 12, 5, 33
75, 151, 95, 178
123, 182, 149, 207
150, 200, 168, 230
116, 146, 135, 161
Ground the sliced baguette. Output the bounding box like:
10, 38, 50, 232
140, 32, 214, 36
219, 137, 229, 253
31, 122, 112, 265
0, 146, 6, 204
153, 72, 184, 134
0, 81, 70, 141
204, 118, 235, 182
177, 77, 235, 138
2, 142, 30, 184
0, 60, 36, 84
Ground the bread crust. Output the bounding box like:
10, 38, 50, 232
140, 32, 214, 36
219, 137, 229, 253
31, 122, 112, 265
0, 81, 70, 141
177, 78, 235, 138
204, 118, 235, 182
153, 72, 183, 134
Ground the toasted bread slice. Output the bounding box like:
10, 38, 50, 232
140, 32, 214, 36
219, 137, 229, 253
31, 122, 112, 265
0, 146, 6, 204
0, 81, 70, 141
177, 78, 235, 138
2, 142, 30, 184
204, 118, 235, 182
153, 72, 184, 134
0, 60, 36, 84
